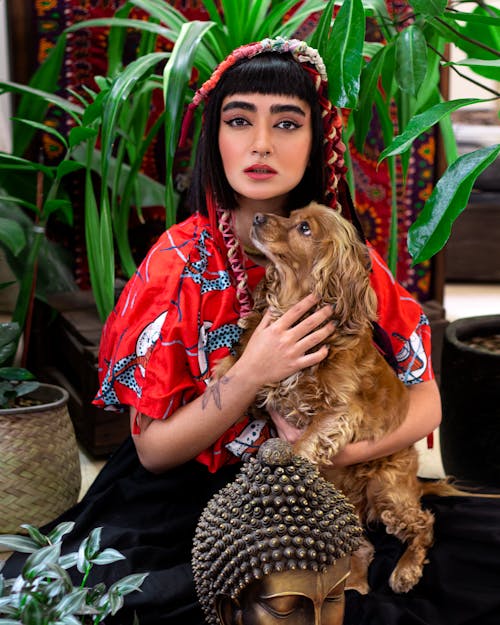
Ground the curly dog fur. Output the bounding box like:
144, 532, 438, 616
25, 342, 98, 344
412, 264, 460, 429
215, 202, 436, 594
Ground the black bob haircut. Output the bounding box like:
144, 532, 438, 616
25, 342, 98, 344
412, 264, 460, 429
189, 52, 326, 216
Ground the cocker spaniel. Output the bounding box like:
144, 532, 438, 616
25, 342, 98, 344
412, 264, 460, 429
215, 201, 435, 594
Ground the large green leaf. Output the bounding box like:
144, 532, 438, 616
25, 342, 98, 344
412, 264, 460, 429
410, 0, 447, 17
0, 218, 27, 255
444, 58, 500, 69
379, 97, 485, 161
309, 0, 335, 50
66, 17, 175, 42
437, 6, 500, 82
163, 20, 215, 227
409, 143, 500, 263
130, 0, 187, 32
353, 46, 387, 151
395, 25, 427, 97
276, 0, 328, 39
325, 0, 366, 108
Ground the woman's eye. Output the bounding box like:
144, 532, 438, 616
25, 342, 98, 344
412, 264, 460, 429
276, 119, 301, 130
224, 117, 250, 127
297, 221, 312, 236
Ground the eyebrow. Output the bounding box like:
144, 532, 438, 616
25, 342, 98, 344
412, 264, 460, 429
221, 101, 307, 116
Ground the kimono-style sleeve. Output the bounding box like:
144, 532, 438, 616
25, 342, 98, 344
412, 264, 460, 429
368, 244, 435, 385
94, 214, 236, 421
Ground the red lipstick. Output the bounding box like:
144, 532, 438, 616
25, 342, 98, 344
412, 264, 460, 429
244, 163, 277, 180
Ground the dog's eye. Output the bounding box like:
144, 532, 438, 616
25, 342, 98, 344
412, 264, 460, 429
297, 221, 312, 236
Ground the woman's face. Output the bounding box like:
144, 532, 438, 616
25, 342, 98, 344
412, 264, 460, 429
217, 556, 350, 625
218, 92, 313, 213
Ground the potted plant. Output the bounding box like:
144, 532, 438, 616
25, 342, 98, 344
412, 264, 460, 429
0, 143, 82, 534
439, 314, 500, 487
0, 521, 148, 624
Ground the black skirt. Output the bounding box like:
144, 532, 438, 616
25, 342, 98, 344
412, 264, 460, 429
4, 437, 500, 625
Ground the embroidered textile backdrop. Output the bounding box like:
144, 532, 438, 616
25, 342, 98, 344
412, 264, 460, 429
31, 0, 435, 301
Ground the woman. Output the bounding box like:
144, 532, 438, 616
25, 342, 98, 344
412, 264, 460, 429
4, 38, 455, 625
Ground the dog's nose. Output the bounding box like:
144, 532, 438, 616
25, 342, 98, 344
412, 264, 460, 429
253, 213, 267, 226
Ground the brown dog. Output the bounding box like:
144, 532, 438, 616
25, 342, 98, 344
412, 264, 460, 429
215, 202, 435, 594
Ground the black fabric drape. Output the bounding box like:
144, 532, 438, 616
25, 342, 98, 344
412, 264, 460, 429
4, 438, 500, 625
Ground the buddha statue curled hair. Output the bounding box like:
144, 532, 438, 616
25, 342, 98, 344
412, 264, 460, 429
192, 438, 363, 625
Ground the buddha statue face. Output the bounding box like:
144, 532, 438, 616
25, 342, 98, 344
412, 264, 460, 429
216, 556, 351, 625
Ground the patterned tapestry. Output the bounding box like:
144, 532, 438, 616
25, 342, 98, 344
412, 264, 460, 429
30, 0, 435, 301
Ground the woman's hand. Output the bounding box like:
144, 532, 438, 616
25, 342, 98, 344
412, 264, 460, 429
238, 293, 335, 388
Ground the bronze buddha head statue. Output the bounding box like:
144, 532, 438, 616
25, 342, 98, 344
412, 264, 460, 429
192, 439, 362, 625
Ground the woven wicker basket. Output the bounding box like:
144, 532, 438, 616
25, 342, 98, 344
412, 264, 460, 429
0, 383, 81, 534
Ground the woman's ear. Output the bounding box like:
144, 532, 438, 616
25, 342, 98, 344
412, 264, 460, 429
216, 594, 243, 625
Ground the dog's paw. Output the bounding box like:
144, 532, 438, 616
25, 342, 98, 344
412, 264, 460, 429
389, 563, 423, 594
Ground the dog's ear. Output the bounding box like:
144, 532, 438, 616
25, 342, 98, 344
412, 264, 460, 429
311, 210, 377, 332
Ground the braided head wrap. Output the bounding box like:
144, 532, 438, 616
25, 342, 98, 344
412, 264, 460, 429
192, 438, 362, 625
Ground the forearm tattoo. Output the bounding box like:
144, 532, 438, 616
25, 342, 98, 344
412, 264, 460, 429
202, 375, 231, 410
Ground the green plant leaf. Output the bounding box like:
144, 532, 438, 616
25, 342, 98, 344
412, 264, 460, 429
0, 534, 39, 553
58, 553, 78, 570
444, 58, 500, 69
409, 143, 500, 263
19, 525, 49, 548
48, 522, 76, 545
0, 367, 35, 381
12, 380, 40, 398
410, 0, 447, 17
131, 0, 187, 32
91, 549, 126, 566
84, 528, 102, 561
379, 97, 485, 161
0, 154, 54, 178
277, 0, 328, 39
108, 573, 149, 597
353, 46, 387, 151
68, 127, 98, 149
23, 543, 62, 574
0, 219, 26, 256
163, 20, 215, 227
437, 6, 500, 82
309, 0, 335, 50
443, 9, 500, 26
56, 160, 85, 179
395, 25, 427, 97
55, 589, 88, 616
325, 0, 365, 108
11, 118, 68, 150
42, 199, 73, 224
66, 17, 175, 42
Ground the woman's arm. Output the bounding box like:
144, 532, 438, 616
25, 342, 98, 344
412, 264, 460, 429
270, 379, 442, 467
132, 294, 335, 473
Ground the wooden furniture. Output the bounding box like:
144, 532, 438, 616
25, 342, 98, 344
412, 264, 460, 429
28, 291, 129, 458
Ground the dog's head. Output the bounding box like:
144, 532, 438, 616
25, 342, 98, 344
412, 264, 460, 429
250, 202, 377, 331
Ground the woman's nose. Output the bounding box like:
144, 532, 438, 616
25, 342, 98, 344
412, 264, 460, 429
251, 125, 273, 158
